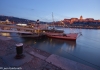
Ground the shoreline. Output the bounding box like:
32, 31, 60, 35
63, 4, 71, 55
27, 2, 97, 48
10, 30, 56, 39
0, 36, 97, 70
50, 26, 100, 29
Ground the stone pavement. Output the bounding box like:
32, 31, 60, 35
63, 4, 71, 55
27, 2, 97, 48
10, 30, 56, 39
2, 53, 33, 66
29, 51, 47, 60
0, 36, 11, 41
0, 36, 97, 70
46, 54, 96, 70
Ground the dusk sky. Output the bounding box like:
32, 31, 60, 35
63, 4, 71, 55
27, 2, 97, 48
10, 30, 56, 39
0, 0, 100, 22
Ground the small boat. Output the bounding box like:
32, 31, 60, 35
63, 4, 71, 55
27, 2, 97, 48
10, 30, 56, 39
45, 32, 78, 41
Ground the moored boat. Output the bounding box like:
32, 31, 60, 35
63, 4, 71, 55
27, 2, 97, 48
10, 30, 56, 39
45, 32, 78, 41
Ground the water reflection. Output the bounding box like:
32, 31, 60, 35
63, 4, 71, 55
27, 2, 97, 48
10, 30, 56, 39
0, 32, 76, 52
49, 38, 76, 52
23, 36, 76, 53
0, 33, 11, 38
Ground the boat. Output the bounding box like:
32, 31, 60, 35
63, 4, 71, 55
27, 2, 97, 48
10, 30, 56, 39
43, 28, 64, 33
44, 12, 79, 41
42, 12, 64, 33
45, 32, 78, 41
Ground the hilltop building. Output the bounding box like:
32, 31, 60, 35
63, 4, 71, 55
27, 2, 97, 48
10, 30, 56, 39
80, 15, 83, 20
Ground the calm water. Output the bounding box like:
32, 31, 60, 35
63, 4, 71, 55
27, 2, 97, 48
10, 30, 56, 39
2, 28, 100, 70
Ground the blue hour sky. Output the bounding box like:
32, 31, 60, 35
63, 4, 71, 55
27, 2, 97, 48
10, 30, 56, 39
0, 0, 100, 22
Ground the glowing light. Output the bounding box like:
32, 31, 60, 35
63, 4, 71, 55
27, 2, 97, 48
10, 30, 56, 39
34, 41, 36, 44
43, 31, 45, 33
50, 39, 52, 42
16, 24, 27, 26
32, 26, 34, 27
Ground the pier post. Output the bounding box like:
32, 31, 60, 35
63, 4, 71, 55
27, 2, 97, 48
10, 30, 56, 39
15, 43, 24, 59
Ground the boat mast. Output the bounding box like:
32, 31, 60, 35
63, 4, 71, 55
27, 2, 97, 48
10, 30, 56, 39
52, 12, 55, 28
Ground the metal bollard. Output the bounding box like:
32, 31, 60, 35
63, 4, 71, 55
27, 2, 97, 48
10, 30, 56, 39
15, 43, 24, 59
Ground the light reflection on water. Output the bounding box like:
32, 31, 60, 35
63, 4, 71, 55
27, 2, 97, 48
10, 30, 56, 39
61, 41, 76, 52
1, 28, 100, 70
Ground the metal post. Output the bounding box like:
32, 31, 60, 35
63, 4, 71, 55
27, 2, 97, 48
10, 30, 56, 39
15, 43, 24, 59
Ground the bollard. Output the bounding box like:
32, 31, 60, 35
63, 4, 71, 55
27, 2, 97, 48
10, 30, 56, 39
15, 43, 24, 59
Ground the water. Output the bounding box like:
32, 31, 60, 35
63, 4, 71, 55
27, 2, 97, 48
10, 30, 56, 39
2, 28, 100, 70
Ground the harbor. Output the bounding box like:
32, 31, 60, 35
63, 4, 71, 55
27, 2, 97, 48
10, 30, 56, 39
0, 22, 100, 69
0, 0, 100, 69
0, 35, 96, 70
0, 25, 100, 69
0, 23, 79, 41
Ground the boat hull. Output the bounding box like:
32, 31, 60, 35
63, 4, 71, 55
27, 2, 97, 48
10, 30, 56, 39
46, 33, 78, 41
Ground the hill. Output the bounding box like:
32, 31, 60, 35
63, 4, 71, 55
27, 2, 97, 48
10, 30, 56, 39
0, 15, 46, 24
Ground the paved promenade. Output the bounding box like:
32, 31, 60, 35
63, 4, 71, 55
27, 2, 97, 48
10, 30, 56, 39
0, 36, 97, 70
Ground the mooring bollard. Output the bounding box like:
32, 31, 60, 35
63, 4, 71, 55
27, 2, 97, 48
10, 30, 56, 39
15, 43, 24, 59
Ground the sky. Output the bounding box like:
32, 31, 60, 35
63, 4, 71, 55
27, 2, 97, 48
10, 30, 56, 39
0, 0, 100, 22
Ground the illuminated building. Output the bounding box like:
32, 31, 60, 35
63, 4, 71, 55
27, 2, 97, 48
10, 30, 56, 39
85, 18, 94, 22
80, 15, 83, 20
99, 20, 100, 22
63, 19, 71, 23
71, 18, 78, 22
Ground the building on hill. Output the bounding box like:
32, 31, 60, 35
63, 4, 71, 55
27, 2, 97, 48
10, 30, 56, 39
63, 19, 71, 24
80, 15, 83, 20
0, 19, 12, 24
85, 18, 94, 22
